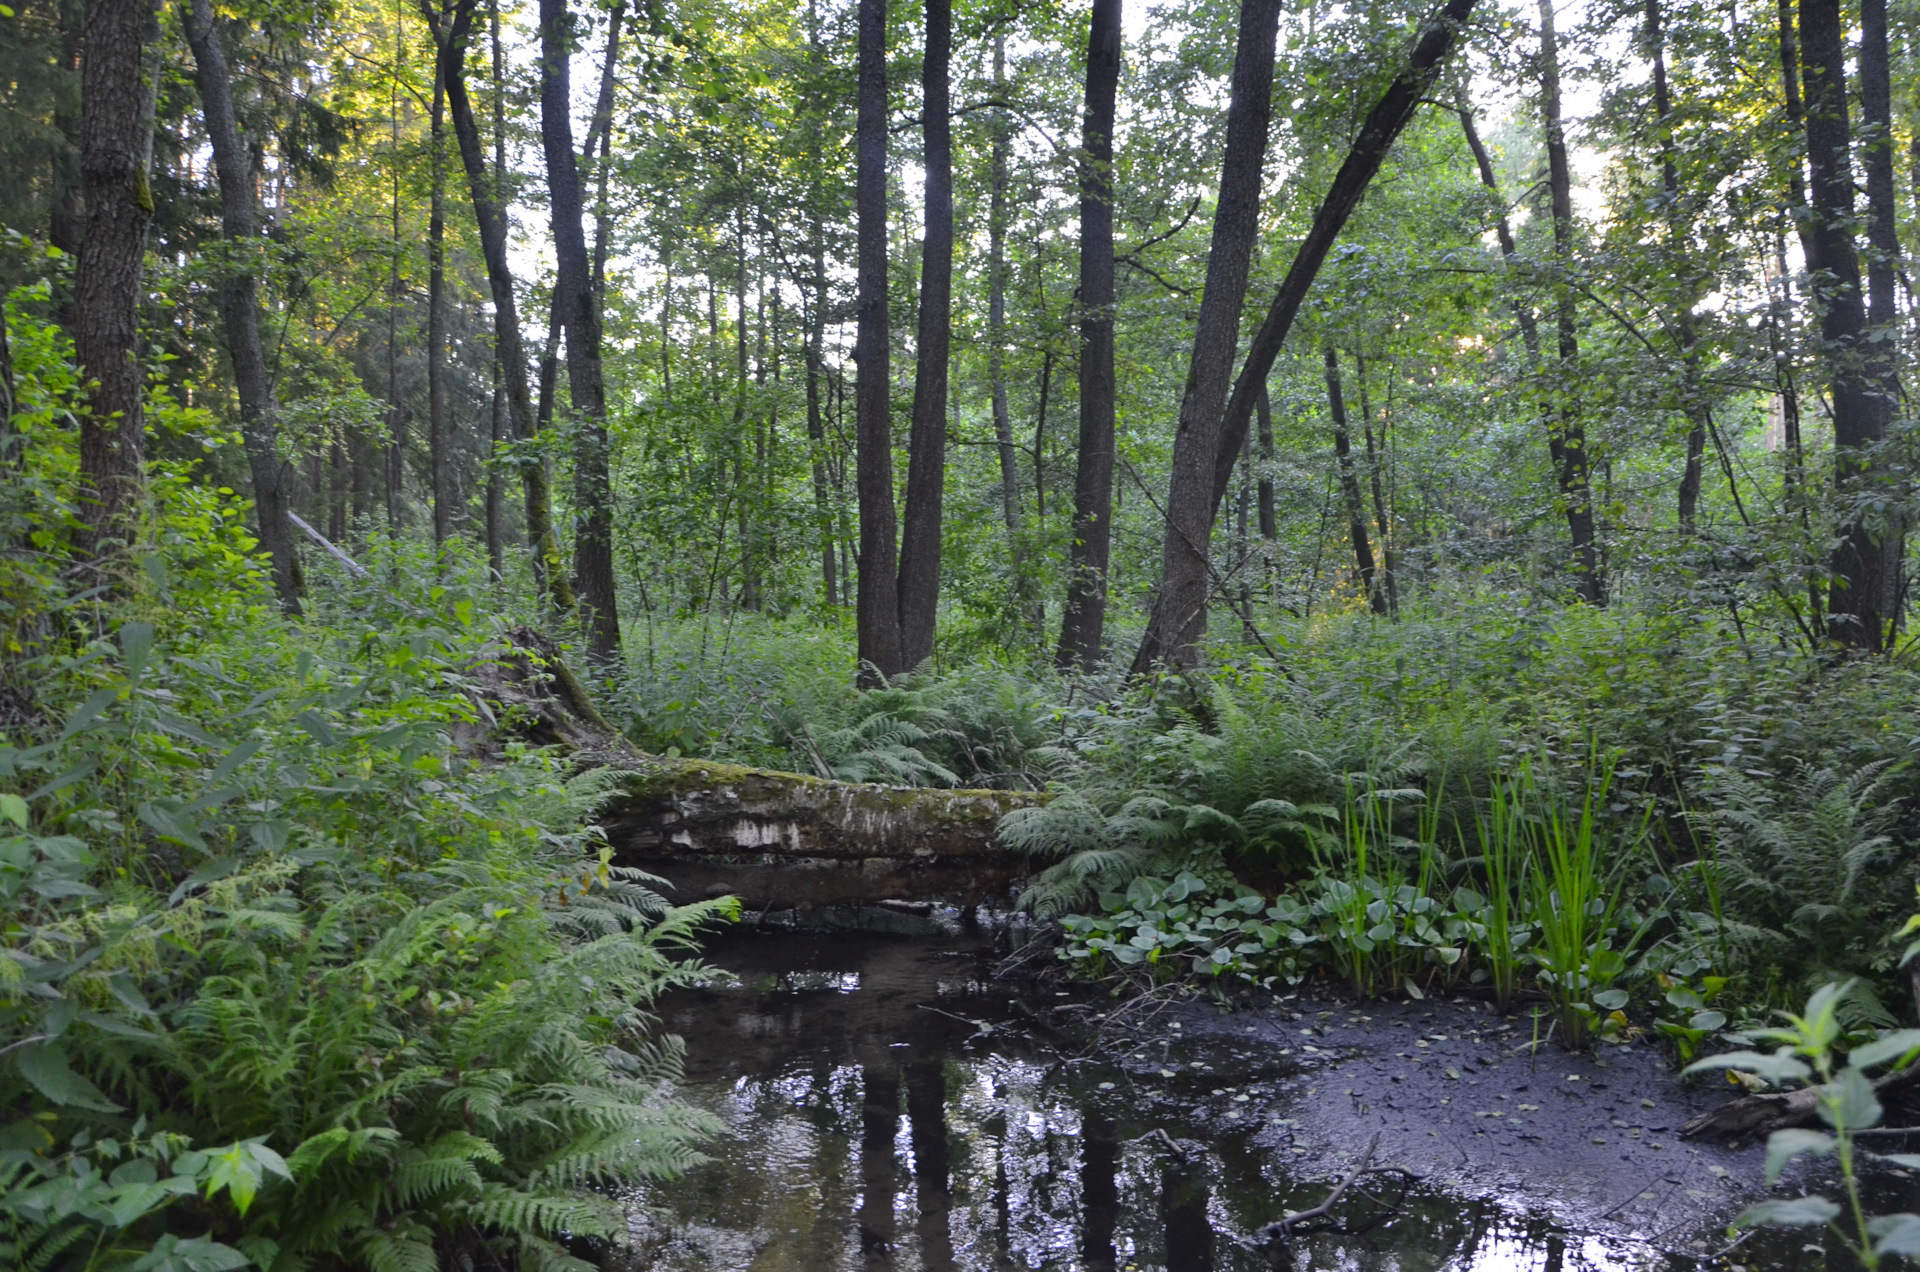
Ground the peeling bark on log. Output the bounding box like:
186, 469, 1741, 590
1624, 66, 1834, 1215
460, 628, 1045, 908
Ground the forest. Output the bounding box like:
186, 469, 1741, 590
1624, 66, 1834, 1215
2, 0, 1920, 1263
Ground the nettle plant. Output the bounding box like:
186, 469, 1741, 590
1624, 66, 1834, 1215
1687, 905, 1920, 1269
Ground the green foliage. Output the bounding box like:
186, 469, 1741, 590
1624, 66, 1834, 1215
0, 303, 730, 1269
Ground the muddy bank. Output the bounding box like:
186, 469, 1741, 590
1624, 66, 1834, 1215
622, 916, 1912, 1270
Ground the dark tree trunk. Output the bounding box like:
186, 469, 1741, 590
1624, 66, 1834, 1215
487, 354, 505, 580
427, 0, 573, 612
485, 0, 508, 583
1196, 0, 1480, 579
1858, 0, 1902, 406
1130, 0, 1282, 674
854, 0, 902, 684
1355, 355, 1397, 615
182, 0, 300, 608
73, 0, 158, 564
1255, 385, 1277, 541
1326, 348, 1385, 615
988, 37, 1039, 640
427, 64, 450, 547
1802, 0, 1895, 648
807, 232, 839, 608
385, 29, 406, 536
1538, 0, 1604, 604
896, 0, 952, 672
1057, 0, 1122, 674
539, 0, 621, 660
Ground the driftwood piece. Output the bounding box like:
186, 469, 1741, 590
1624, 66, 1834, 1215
1681, 1065, 1920, 1140
460, 628, 1046, 908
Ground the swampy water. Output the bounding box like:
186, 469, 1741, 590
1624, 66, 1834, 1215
620, 917, 1893, 1271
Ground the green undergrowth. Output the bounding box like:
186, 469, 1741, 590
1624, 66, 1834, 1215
0, 300, 732, 1271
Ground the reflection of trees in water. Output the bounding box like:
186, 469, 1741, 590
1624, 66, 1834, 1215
858, 1067, 899, 1268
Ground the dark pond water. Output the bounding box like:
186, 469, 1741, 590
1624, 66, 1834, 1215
617, 915, 1899, 1271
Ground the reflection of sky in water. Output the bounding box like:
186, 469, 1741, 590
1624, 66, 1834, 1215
622, 1050, 1680, 1272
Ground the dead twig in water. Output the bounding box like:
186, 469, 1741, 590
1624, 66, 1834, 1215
1255, 1131, 1383, 1244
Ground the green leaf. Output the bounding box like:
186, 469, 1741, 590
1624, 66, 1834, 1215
1870, 1214, 1920, 1257
1593, 988, 1629, 1011
1683, 1049, 1811, 1084
1821, 1068, 1882, 1132
1848, 1029, 1920, 1071
119, 620, 154, 686
59, 688, 119, 740
13, 1041, 121, 1111
0, 793, 26, 828
1763, 1128, 1834, 1183
1736, 1196, 1840, 1228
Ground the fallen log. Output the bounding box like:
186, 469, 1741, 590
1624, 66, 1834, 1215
1681, 1065, 1920, 1140
461, 629, 1047, 908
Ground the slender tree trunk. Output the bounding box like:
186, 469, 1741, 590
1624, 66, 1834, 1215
1131, 0, 1282, 674
1034, 347, 1051, 523
1058, 0, 1122, 673
988, 37, 1039, 639
487, 353, 504, 579
854, 0, 902, 684
182, 0, 299, 607
1803, 0, 1895, 648
1255, 384, 1277, 541
1355, 354, 1397, 615
1858, 0, 1903, 428
427, 0, 572, 611
1538, 0, 1604, 604
1325, 348, 1385, 615
427, 64, 450, 547
74, 0, 158, 564
485, 0, 507, 583
1646, 0, 1709, 533
807, 233, 838, 608
1456, 86, 1543, 361
1197, 0, 1480, 578
386, 24, 406, 535
896, 0, 952, 671
539, 0, 620, 660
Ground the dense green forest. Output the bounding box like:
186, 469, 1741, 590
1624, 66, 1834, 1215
2, 0, 1919, 1262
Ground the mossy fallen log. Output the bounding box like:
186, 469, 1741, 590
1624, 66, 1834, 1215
595, 758, 1046, 909
462, 629, 1047, 908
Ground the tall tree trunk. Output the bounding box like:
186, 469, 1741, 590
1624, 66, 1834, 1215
427, 0, 573, 612
1538, 0, 1604, 604
1130, 0, 1282, 674
1057, 0, 1122, 673
1255, 384, 1277, 541
427, 64, 450, 547
896, 0, 952, 671
539, 0, 621, 660
1195, 0, 1480, 590
1325, 348, 1385, 615
1802, 0, 1895, 648
73, 0, 158, 564
854, 0, 902, 684
181, 0, 299, 607
1646, 0, 1709, 533
1355, 354, 1397, 615
807, 231, 839, 608
1858, 0, 1903, 420
485, 0, 507, 583
487, 353, 504, 580
1776, 0, 1816, 264
988, 36, 1039, 639
386, 25, 406, 535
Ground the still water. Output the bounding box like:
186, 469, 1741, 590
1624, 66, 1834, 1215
619, 919, 1837, 1271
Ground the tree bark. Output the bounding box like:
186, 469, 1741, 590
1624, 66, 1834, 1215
73, 0, 159, 565
1130, 0, 1282, 675
1325, 348, 1386, 615
854, 0, 902, 684
896, 0, 953, 671
1456, 85, 1543, 362
1801, 0, 1895, 649
1537, 0, 1604, 604
1191, 0, 1480, 608
988, 37, 1040, 642
539, 0, 621, 661
1646, 0, 1709, 534
427, 63, 450, 547
1058, 0, 1122, 674
1255, 385, 1277, 541
1355, 355, 1397, 615
181, 0, 300, 608
807, 232, 839, 608
427, 0, 574, 613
